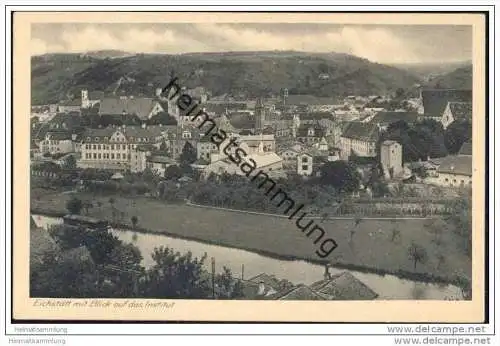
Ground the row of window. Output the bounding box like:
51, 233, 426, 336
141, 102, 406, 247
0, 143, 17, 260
84, 153, 130, 160
85, 136, 155, 143
84, 144, 138, 150
443, 177, 472, 185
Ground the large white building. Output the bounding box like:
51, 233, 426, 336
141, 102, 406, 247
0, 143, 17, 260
78, 126, 167, 170
339, 122, 380, 160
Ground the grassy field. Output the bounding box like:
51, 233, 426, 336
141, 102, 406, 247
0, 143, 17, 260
30, 188, 472, 284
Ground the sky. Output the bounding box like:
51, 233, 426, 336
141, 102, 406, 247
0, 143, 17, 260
30, 23, 472, 64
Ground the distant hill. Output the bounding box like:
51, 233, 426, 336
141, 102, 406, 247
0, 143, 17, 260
391, 61, 471, 81
426, 64, 473, 90
31, 50, 422, 105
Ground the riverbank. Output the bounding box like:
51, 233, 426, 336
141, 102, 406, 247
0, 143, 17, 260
30, 189, 471, 289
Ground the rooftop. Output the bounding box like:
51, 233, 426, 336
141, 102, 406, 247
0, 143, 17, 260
99, 97, 163, 120
436, 154, 472, 176
341, 122, 380, 142
421, 89, 472, 117
310, 272, 378, 300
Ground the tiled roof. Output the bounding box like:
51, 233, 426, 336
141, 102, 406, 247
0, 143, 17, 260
436, 154, 472, 176
272, 284, 328, 300
421, 89, 472, 117
448, 102, 472, 122
310, 272, 378, 300
99, 97, 163, 120
370, 111, 418, 125
341, 122, 380, 142
458, 140, 472, 156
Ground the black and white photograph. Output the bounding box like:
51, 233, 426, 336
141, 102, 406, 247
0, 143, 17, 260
27, 20, 476, 303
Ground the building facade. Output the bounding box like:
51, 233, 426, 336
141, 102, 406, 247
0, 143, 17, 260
78, 126, 166, 170
380, 140, 403, 179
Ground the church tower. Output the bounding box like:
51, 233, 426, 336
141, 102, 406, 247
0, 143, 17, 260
255, 98, 265, 134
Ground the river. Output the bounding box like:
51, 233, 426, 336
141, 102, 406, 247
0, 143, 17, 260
32, 214, 464, 300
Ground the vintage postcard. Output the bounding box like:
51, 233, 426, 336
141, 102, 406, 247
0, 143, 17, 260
12, 11, 487, 323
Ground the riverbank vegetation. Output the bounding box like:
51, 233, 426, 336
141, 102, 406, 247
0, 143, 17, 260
31, 223, 244, 299
31, 185, 472, 290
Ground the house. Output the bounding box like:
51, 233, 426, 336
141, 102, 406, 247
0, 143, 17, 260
38, 131, 77, 155
340, 122, 380, 160
418, 89, 472, 121
296, 150, 329, 176
369, 111, 419, 131
99, 97, 164, 121
435, 154, 472, 187
279, 148, 300, 162
57, 99, 81, 113
441, 102, 473, 129
204, 148, 283, 177
380, 140, 403, 179
146, 155, 176, 177
130, 145, 154, 173
196, 135, 218, 161
81, 90, 105, 108
310, 272, 379, 300
296, 125, 326, 144
79, 125, 166, 170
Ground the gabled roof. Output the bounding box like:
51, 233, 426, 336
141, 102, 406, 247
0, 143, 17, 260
458, 140, 472, 156
436, 155, 472, 176
341, 122, 380, 142
310, 272, 378, 300
421, 89, 472, 117
370, 111, 418, 125
448, 102, 472, 122
99, 97, 163, 120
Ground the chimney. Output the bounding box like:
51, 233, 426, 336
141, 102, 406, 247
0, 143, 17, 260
257, 282, 266, 295
141, 123, 146, 129
71, 134, 77, 141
